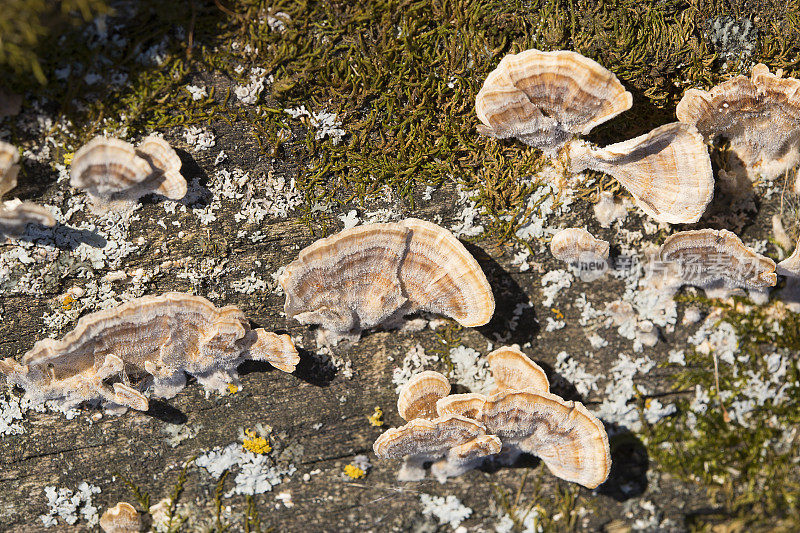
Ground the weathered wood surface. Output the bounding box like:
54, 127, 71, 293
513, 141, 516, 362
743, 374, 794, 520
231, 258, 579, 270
0, 171, 700, 533
0, 54, 760, 533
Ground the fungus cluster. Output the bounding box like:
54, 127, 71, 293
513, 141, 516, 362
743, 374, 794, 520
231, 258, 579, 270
71, 135, 187, 212
279, 218, 495, 344
656, 229, 777, 297
374, 346, 611, 489
477, 48, 800, 305
0, 293, 299, 412
677, 63, 800, 181
476, 49, 714, 224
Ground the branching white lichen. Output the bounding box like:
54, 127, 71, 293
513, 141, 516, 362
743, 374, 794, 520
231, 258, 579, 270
448, 345, 494, 394
284, 106, 346, 144
183, 126, 215, 151
40, 483, 100, 527
392, 343, 438, 393
196, 443, 296, 496
419, 493, 472, 530
0, 391, 25, 436
234, 67, 271, 105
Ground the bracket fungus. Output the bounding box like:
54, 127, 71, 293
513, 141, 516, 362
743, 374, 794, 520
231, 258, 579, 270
71, 136, 187, 210
397, 370, 451, 421
486, 345, 549, 393
476, 49, 632, 154
482, 390, 611, 488
280, 219, 494, 344
778, 239, 800, 311
372, 414, 486, 481
100, 502, 140, 533
430, 434, 503, 483
0, 141, 56, 236
658, 229, 777, 293
0, 199, 56, 236
0, 140, 19, 196
677, 64, 800, 180
0, 293, 299, 412
568, 122, 714, 224
550, 228, 609, 264
436, 393, 487, 419
549, 228, 609, 281
375, 346, 611, 488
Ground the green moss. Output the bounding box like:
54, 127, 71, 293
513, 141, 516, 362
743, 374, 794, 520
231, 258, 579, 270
8, 0, 800, 240
162, 456, 194, 533
492, 470, 585, 532
116, 471, 151, 513
646, 298, 800, 530
213, 471, 231, 532
0, 0, 109, 84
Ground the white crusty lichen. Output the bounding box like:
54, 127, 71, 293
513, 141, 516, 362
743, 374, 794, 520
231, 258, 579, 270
196, 443, 296, 496
451, 185, 484, 238
284, 106, 346, 144
40, 482, 101, 527
686, 314, 791, 427
230, 272, 268, 294
515, 178, 575, 242
448, 345, 494, 394
592, 353, 668, 432
182, 126, 215, 151
234, 172, 303, 222
185, 85, 207, 100
541, 269, 573, 307
392, 343, 439, 393
419, 493, 472, 530
234, 67, 271, 105
495, 509, 544, 533
554, 351, 598, 397
0, 391, 25, 436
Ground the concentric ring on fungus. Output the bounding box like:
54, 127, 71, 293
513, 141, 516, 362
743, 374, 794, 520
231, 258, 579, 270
482, 389, 611, 489
486, 345, 549, 394
476, 49, 632, 154
280, 219, 494, 343
0, 292, 299, 412
677, 63, 800, 180
568, 122, 714, 224
397, 370, 451, 421
658, 228, 777, 290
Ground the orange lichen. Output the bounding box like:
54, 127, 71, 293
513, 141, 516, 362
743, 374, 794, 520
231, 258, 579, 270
61, 295, 75, 310
368, 406, 384, 427
344, 464, 366, 479
242, 428, 271, 455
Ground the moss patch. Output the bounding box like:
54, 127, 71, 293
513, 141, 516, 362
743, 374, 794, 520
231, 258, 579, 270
9, 0, 799, 240
646, 297, 800, 530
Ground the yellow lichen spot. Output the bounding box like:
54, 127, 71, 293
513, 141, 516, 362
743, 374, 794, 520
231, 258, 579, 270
62, 294, 75, 310
63, 152, 74, 165
227, 384, 238, 394
344, 464, 366, 479
551, 308, 564, 320
644, 398, 652, 409
242, 428, 272, 454
367, 406, 384, 427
